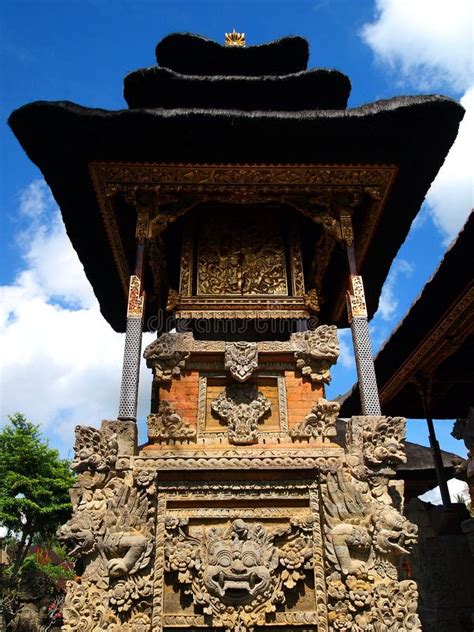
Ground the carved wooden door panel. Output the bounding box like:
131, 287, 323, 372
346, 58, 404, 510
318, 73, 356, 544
196, 208, 288, 296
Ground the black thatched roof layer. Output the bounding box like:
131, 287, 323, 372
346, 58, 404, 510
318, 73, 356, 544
340, 212, 474, 419
155, 33, 309, 76
8, 96, 464, 332
124, 67, 351, 111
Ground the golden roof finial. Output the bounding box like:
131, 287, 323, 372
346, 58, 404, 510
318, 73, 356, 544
225, 29, 246, 47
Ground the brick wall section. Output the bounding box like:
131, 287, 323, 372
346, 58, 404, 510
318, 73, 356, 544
285, 371, 324, 429
157, 369, 325, 432
158, 370, 200, 428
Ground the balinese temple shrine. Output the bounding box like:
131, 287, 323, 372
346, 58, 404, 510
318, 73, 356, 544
9, 32, 465, 632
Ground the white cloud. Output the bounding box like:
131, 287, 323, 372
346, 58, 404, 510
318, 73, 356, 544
0, 181, 153, 452
337, 328, 355, 369
361, 0, 474, 242
16, 181, 97, 309
375, 258, 414, 321
419, 478, 470, 505
426, 87, 474, 241
361, 0, 473, 92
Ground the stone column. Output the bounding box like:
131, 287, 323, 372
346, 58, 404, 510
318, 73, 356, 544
340, 213, 382, 416
117, 207, 149, 422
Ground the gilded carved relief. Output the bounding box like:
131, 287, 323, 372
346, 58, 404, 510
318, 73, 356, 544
196, 210, 288, 296
175, 209, 308, 318
89, 162, 397, 306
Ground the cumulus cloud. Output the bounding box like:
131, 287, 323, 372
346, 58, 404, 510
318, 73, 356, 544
426, 87, 474, 240
375, 258, 414, 321
361, 0, 474, 241
0, 180, 153, 452
337, 328, 355, 369
361, 0, 473, 92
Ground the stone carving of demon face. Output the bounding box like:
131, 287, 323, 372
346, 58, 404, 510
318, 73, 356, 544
203, 519, 276, 604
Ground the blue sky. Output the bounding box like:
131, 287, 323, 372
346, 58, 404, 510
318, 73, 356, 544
1, 0, 472, 464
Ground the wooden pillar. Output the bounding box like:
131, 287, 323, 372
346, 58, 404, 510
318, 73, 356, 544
340, 213, 382, 416
415, 375, 452, 508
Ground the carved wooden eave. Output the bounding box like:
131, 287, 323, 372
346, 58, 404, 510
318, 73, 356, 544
379, 283, 474, 406
90, 162, 397, 323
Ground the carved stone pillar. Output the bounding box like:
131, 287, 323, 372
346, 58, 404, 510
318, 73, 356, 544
341, 214, 381, 416
117, 206, 149, 421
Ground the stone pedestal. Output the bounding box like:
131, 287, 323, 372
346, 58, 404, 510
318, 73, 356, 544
59, 329, 421, 631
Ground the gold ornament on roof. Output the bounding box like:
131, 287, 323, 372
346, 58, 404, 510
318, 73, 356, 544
225, 29, 246, 47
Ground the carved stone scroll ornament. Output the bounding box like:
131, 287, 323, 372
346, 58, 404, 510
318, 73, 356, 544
224, 341, 258, 382
293, 325, 339, 383
322, 469, 421, 631
164, 517, 313, 632
345, 416, 408, 501
290, 398, 340, 442
71, 424, 118, 473
211, 383, 271, 445
147, 400, 196, 442
143, 332, 191, 383
58, 425, 156, 629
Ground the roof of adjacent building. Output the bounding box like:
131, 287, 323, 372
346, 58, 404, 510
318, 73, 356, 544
340, 211, 474, 419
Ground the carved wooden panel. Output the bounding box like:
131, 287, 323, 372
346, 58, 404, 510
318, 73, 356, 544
197, 209, 288, 296
177, 207, 306, 318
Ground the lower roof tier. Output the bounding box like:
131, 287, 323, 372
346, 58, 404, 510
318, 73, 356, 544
8, 95, 464, 332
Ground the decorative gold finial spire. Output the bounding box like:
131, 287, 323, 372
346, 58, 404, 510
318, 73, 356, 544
225, 29, 246, 47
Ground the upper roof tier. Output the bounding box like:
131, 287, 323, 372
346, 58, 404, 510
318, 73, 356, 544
8, 33, 465, 332
125, 33, 351, 110
155, 33, 310, 76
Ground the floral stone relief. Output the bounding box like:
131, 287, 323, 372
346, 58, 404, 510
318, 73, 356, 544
211, 382, 271, 445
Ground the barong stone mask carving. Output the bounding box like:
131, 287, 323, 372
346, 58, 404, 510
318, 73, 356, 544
143, 332, 191, 383
164, 517, 313, 631
203, 519, 275, 604
293, 325, 339, 383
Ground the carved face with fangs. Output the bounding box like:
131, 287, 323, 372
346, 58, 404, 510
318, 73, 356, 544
203, 520, 277, 604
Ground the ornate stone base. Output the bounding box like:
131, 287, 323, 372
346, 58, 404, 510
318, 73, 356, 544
59, 415, 421, 631
59, 331, 420, 630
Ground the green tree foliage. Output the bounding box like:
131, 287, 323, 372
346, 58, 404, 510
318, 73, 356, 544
0, 413, 75, 578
